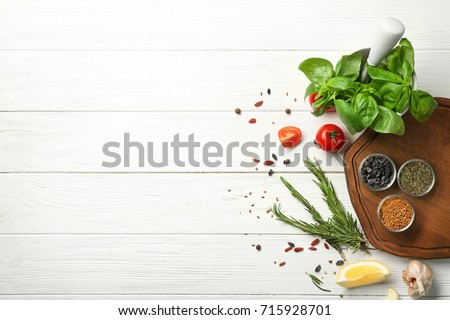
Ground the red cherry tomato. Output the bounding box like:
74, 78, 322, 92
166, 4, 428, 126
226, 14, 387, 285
278, 126, 302, 148
308, 92, 336, 112
315, 124, 346, 152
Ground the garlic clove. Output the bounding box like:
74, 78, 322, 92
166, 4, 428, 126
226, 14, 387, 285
386, 287, 399, 300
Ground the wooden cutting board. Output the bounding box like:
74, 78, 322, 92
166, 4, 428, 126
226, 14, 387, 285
344, 97, 450, 259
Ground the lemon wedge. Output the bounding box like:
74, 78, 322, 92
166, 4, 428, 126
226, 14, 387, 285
386, 287, 399, 300
336, 260, 391, 288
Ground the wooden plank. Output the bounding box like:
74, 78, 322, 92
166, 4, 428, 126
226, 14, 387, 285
0, 0, 449, 50
0, 50, 448, 111
0, 173, 354, 234
0, 111, 355, 172
0, 234, 448, 296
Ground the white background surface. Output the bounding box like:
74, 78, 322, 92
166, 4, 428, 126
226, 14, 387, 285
0, 0, 449, 299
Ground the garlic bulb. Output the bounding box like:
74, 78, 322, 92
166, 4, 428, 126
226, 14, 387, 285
402, 260, 433, 298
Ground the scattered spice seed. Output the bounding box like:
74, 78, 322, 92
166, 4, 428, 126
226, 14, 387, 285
255, 168, 258, 171
334, 272, 337, 275
336, 260, 344, 266
257, 216, 260, 219
251, 204, 255, 207
263, 160, 274, 166
284, 246, 293, 252
252, 158, 260, 163
255, 101, 263, 107
263, 191, 267, 193
272, 121, 275, 125
339, 294, 344, 298
279, 262, 286, 267
310, 238, 320, 246
283, 159, 291, 165
287, 242, 295, 247
249, 118, 256, 124
324, 242, 329, 249
249, 209, 251, 213
244, 195, 248, 198
285, 108, 291, 114
315, 265, 322, 272
251, 244, 255, 247
294, 98, 297, 102
255, 244, 261, 251
260, 92, 263, 96
266, 208, 272, 213
261, 196, 265, 199
308, 247, 317, 251
294, 247, 304, 252
286, 92, 289, 96
272, 153, 278, 161
324, 271, 328, 275
276, 197, 279, 201
227, 189, 231, 192
328, 260, 333, 264
267, 88, 271, 95
234, 108, 241, 114
268, 169, 274, 176
249, 192, 252, 195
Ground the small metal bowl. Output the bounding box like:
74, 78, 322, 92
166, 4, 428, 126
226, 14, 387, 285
397, 159, 435, 197
359, 153, 397, 191
377, 194, 415, 233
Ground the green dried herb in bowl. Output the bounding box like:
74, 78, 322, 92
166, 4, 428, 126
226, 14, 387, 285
397, 159, 435, 197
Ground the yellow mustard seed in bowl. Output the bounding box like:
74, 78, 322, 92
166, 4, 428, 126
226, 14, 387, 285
378, 196, 413, 231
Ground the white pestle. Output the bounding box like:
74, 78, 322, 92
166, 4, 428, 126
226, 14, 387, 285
360, 17, 405, 83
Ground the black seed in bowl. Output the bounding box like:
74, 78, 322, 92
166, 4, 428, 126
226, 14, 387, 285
360, 154, 396, 190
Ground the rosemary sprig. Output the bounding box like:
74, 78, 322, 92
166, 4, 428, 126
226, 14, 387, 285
306, 273, 331, 292
272, 158, 368, 255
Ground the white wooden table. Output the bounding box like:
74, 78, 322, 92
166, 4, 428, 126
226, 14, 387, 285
0, 0, 449, 300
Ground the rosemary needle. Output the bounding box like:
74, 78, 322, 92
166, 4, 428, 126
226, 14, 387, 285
306, 273, 331, 292
272, 158, 368, 255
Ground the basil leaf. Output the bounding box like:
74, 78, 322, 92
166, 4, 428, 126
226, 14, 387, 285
387, 46, 404, 73
354, 93, 379, 128
370, 106, 405, 135
326, 77, 357, 90
304, 82, 318, 101
410, 90, 437, 122
359, 83, 381, 98
401, 60, 413, 82
311, 105, 328, 117
299, 58, 334, 85
311, 93, 332, 117
380, 82, 403, 109
367, 65, 404, 84
399, 38, 413, 48
400, 39, 415, 69
395, 87, 410, 114
335, 52, 362, 81
367, 80, 384, 93
335, 99, 365, 135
